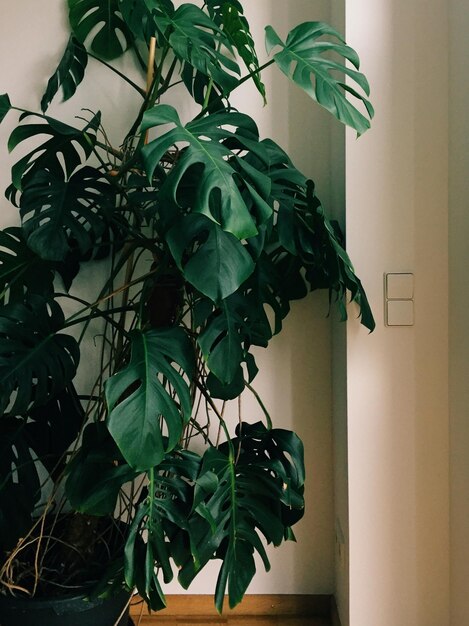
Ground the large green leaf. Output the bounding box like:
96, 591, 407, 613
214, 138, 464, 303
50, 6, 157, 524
206, 0, 266, 101
41, 36, 88, 112
105, 327, 195, 471
0, 296, 80, 414
117, 0, 166, 43
178, 422, 305, 612
68, 0, 133, 60
282, 180, 375, 331
0, 93, 11, 125
141, 105, 272, 240
266, 22, 374, 135
198, 300, 243, 385
66, 422, 137, 515
20, 166, 118, 262
154, 3, 240, 94
0, 227, 55, 302
240, 138, 375, 330
124, 448, 201, 610
7, 112, 100, 192
167, 214, 254, 303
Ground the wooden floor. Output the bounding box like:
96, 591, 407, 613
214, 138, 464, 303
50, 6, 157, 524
129, 595, 334, 626
131, 618, 330, 625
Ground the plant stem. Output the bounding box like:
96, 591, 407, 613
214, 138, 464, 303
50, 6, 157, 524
88, 52, 146, 97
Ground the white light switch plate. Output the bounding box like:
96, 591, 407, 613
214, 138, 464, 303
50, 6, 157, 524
386, 273, 414, 300
386, 300, 414, 326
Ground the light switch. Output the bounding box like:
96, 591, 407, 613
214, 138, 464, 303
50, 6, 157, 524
386, 300, 414, 326
386, 273, 414, 300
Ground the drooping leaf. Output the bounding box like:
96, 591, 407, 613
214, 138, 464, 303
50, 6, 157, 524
7, 112, 100, 192
68, 0, 133, 60
266, 22, 374, 135
20, 166, 118, 262
105, 327, 195, 471
41, 36, 88, 113
124, 447, 201, 610
66, 422, 137, 515
198, 300, 244, 385
141, 105, 272, 240
242, 137, 375, 330
178, 422, 305, 612
206, 0, 266, 101
291, 180, 375, 331
0, 296, 80, 414
166, 214, 255, 303
0, 93, 12, 125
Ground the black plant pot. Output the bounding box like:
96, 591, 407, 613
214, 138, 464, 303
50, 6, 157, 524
0, 588, 132, 626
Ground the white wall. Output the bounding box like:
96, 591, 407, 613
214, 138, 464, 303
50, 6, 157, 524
0, 0, 340, 599
346, 1, 450, 625
449, 1, 469, 623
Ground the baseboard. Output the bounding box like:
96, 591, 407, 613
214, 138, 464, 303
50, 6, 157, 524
130, 594, 340, 623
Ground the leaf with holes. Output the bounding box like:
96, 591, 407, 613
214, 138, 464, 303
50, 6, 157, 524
206, 0, 266, 101
7, 112, 100, 192
0, 227, 55, 301
124, 447, 201, 609
266, 22, 374, 135
0, 296, 80, 414
41, 36, 88, 112
20, 166, 118, 262
105, 328, 195, 471
68, 0, 133, 60
142, 105, 272, 240
152, 3, 240, 94
166, 213, 254, 303
178, 422, 305, 612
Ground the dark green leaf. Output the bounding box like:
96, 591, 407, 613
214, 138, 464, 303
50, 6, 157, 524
41, 36, 88, 112
68, 0, 133, 60
0, 417, 42, 551
66, 423, 137, 515
0, 93, 12, 125
141, 105, 272, 240
124, 447, 201, 611
105, 327, 195, 471
26, 384, 85, 479
266, 22, 374, 135
0, 227, 55, 302
167, 214, 255, 303
179, 424, 305, 611
206, 0, 266, 101
7, 112, 100, 191
117, 0, 167, 43
152, 3, 240, 94
0, 296, 80, 414
20, 166, 118, 262
198, 300, 243, 385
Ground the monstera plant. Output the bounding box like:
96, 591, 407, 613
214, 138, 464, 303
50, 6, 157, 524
0, 0, 374, 618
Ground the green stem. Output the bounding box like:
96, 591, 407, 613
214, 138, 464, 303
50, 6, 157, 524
88, 52, 146, 97
245, 382, 272, 430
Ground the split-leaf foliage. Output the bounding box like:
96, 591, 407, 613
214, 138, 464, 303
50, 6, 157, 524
0, 0, 374, 614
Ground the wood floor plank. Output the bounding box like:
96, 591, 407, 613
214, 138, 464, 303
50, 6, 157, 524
129, 594, 334, 626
